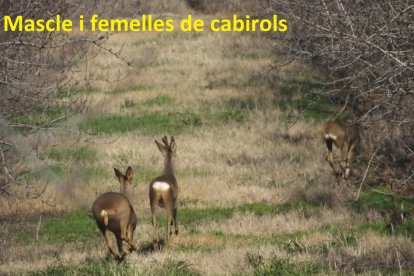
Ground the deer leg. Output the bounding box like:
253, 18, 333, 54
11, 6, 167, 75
344, 142, 357, 179
151, 202, 159, 249
325, 138, 340, 176
103, 229, 119, 260
340, 144, 349, 179
115, 234, 126, 261
173, 206, 178, 235
165, 200, 174, 245
124, 225, 137, 252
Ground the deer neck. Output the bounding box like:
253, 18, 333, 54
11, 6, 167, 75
121, 187, 129, 198
120, 180, 132, 200
163, 155, 175, 178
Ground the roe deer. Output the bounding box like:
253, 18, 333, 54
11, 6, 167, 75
149, 136, 178, 248
322, 120, 360, 179
92, 167, 137, 261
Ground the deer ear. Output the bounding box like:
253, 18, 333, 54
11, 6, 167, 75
162, 136, 169, 147
170, 136, 177, 153
155, 140, 166, 155
114, 168, 124, 182
125, 166, 133, 181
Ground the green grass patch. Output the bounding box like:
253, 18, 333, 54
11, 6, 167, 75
276, 78, 334, 121
282, 238, 307, 254
174, 244, 215, 254
40, 210, 96, 244
358, 220, 414, 239
238, 200, 320, 216
154, 259, 201, 276
157, 200, 320, 228
322, 225, 359, 251
33, 259, 137, 276
83, 96, 272, 135
47, 146, 97, 163
205, 97, 263, 124
273, 69, 355, 122
15, 164, 67, 182
176, 206, 234, 226
225, 97, 258, 110
111, 84, 152, 94
217, 108, 248, 123
12, 106, 70, 126
352, 191, 414, 213
215, 96, 273, 124
56, 86, 100, 98
356, 221, 388, 235
253, 228, 311, 247
120, 99, 136, 109
19, 210, 96, 245
143, 94, 175, 106
246, 253, 323, 275
81, 112, 202, 135
16, 164, 107, 184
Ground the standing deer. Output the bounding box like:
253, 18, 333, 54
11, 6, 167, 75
92, 167, 137, 261
322, 120, 360, 179
149, 136, 178, 248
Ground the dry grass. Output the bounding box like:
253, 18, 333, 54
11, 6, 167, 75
1, 8, 412, 275
196, 208, 380, 237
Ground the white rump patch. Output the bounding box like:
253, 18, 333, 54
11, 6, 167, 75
153, 181, 170, 191
100, 209, 115, 217
324, 133, 337, 140
100, 210, 107, 217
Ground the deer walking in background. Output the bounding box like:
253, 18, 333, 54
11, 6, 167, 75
149, 136, 179, 249
92, 167, 137, 261
322, 120, 360, 179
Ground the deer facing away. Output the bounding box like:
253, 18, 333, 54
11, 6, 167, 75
92, 167, 137, 261
322, 120, 360, 179
149, 136, 179, 248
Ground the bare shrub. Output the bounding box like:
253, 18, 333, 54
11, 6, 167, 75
265, 0, 414, 193
0, 0, 130, 198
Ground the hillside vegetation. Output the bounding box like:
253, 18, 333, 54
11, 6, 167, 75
1, 4, 414, 275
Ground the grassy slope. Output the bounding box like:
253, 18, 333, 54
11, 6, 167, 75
1, 14, 414, 276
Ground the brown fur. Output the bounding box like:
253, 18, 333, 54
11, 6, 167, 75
149, 136, 179, 249
322, 120, 360, 179
91, 167, 137, 261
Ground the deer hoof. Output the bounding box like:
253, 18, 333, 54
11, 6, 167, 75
117, 253, 126, 262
